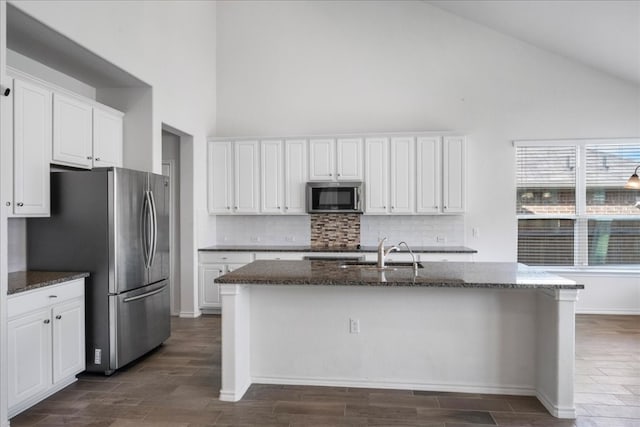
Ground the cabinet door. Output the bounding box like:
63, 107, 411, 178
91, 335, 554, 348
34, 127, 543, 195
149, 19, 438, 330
284, 139, 308, 214
93, 108, 123, 168
364, 137, 389, 214
52, 298, 85, 384
208, 141, 233, 214
443, 136, 466, 213
52, 93, 92, 169
7, 308, 52, 409
416, 137, 441, 214
199, 263, 224, 308
234, 141, 260, 213
336, 138, 363, 181
389, 137, 415, 214
260, 140, 283, 214
13, 79, 51, 217
309, 139, 335, 181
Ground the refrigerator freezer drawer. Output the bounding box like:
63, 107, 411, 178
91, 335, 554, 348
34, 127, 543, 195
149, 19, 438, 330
110, 281, 170, 371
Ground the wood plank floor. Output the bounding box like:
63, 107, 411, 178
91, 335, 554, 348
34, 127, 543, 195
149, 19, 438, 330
10, 314, 639, 427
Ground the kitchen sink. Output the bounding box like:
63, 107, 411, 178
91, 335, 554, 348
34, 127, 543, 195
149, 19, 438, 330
339, 261, 423, 271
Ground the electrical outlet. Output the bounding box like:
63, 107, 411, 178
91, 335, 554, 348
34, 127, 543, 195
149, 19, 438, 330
349, 318, 360, 334
250, 236, 260, 242
472, 227, 480, 238
94, 348, 102, 364
436, 235, 446, 243
223, 236, 229, 242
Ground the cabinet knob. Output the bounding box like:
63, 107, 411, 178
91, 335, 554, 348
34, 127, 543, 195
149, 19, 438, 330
329, 173, 333, 177
444, 206, 447, 209
226, 206, 230, 210
56, 315, 62, 320
43, 319, 50, 324
17, 202, 24, 207
337, 173, 341, 177
285, 206, 288, 210
277, 206, 281, 209
87, 156, 93, 160
234, 206, 238, 210
3, 88, 10, 97
95, 157, 101, 161
6, 202, 10, 206
435, 205, 438, 209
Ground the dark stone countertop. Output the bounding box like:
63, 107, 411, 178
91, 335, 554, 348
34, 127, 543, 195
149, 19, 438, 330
215, 260, 583, 289
8, 271, 90, 296
199, 245, 477, 254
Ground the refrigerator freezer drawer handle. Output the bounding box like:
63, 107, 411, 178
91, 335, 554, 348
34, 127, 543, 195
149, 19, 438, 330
123, 285, 166, 303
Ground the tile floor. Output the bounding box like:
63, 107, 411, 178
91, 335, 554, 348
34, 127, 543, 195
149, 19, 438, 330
10, 314, 639, 426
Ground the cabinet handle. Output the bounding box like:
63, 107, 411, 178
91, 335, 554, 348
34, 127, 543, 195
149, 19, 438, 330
86, 156, 93, 160
49, 295, 58, 298
56, 315, 62, 320
43, 319, 50, 324
17, 202, 24, 207
3, 88, 10, 96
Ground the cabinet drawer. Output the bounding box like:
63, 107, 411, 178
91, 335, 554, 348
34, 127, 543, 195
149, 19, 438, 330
8, 279, 85, 319
199, 252, 253, 264
254, 252, 305, 260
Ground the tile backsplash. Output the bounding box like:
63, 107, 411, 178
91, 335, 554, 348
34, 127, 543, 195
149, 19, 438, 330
215, 215, 464, 247
310, 213, 360, 248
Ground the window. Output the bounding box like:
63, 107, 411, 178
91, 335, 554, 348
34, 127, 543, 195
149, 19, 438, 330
516, 140, 640, 268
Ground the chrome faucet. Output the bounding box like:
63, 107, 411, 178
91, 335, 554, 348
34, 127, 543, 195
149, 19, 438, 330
397, 241, 418, 273
377, 237, 399, 269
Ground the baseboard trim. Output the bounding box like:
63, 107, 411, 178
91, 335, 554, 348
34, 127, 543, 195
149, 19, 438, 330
536, 390, 576, 419
178, 311, 202, 318
250, 375, 535, 397
219, 380, 251, 402
576, 308, 640, 315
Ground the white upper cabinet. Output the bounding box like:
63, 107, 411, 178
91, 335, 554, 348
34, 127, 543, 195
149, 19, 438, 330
261, 140, 283, 214
12, 78, 51, 217
92, 107, 123, 168
336, 138, 363, 181
52, 93, 93, 169
208, 141, 233, 214
309, 138, 363, 181
443, 136, 466, 213
389, 137, 415, 214
364, 137, 389, 214
284, 139, 308, 214
308, 138, 335, 181
233, 140, 260, 213
416, 137, 442, 213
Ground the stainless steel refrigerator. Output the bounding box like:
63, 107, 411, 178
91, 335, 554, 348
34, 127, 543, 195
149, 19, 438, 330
27, 168, 170, 375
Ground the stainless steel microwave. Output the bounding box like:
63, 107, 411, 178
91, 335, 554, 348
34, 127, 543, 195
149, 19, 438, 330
306, 182, 363, 213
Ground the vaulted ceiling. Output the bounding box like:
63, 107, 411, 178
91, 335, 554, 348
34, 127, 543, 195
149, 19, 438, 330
428, 0, 640, 86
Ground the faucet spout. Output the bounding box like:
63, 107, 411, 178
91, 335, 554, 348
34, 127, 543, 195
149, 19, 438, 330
377, 237, 387, 268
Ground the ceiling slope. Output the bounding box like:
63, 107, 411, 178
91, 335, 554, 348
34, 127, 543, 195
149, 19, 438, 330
428, 0, 640, 86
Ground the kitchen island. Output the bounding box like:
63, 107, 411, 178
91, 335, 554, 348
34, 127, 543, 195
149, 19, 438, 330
215, 260, 583, 418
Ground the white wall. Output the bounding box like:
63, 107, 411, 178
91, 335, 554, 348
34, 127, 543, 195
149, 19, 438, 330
216, 0, 640, 261
7, 0, 218, 322
216, 1, 640, 313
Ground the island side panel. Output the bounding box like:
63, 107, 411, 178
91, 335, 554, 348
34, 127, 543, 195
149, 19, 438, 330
247, 285, 538, 395
536, 289, 579, 419
219, 284, 251, 401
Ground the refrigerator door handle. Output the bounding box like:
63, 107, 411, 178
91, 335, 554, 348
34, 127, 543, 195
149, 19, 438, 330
122, 284, 167, 303
142, 191, 152, 268
148, 190, 158, 267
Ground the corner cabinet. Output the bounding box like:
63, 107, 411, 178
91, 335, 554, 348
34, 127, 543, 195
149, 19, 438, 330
208, 140, 260, 214
8, 278, 85, 418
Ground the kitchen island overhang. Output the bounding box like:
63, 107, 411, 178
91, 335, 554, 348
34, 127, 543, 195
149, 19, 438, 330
216, 260, 584, 419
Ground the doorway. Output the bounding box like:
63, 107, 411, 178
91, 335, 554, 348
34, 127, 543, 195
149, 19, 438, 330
162, 130, 181, 316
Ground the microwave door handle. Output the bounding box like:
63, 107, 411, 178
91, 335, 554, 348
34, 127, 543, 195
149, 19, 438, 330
354, 187, 360, 210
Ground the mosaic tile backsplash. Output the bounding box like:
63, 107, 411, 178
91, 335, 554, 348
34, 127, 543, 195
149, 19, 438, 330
310, 213, 361, 248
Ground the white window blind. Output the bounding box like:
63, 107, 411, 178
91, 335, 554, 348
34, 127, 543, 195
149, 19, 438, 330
516, 141, 640, 268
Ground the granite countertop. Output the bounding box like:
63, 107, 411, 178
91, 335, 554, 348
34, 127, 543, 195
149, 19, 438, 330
215, 260, 583, 289
199, 245, 477, 254
8, 271, 90, 296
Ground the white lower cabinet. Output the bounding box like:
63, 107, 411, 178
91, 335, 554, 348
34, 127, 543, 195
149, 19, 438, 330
8, 279, 85, 418
198, 252, 253, 312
